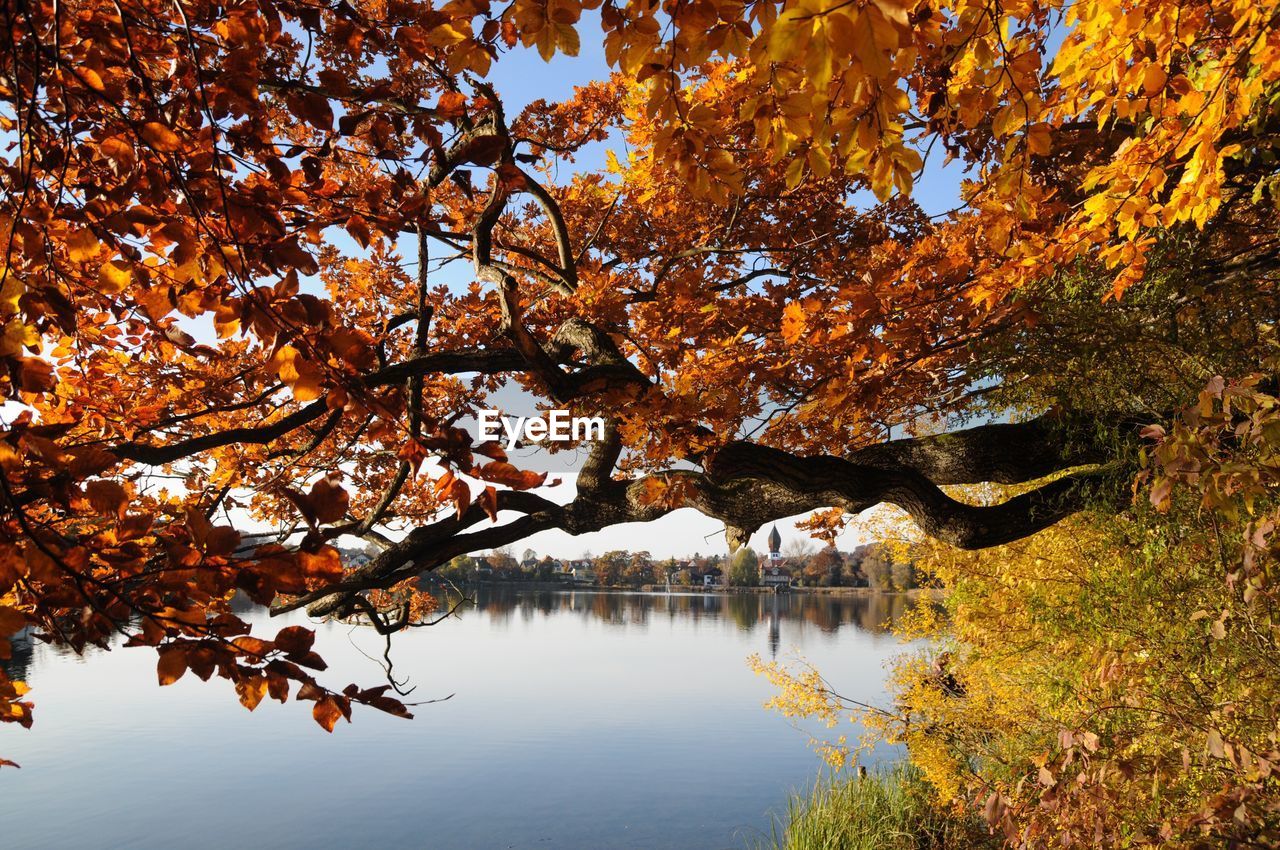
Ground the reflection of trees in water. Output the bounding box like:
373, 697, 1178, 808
3, 623, 127, 685
725, 595, 760, 631
438, 587, 918, 641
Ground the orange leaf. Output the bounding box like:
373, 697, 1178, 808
437, 91, 467, 118
140, 121, 182, 153
476, 461, 546, 490
781, 301, 806, 344
299, 547, 345, 584
433, 469, 456, 497
479, 485, 499, 522
236, 676, 268, 711
313, 696, 344, 732
345, 215, 372, 248
272, 345, 325, 401
447, 477, 471, 517
66, 228, 100, 262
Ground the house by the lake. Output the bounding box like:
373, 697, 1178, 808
696, 566, 723, 587
569, 559, 595, 585
760, 525, 793, 589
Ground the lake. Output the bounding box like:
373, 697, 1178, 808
1, 589, 915, 850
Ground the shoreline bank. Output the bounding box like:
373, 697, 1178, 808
420, 580, 940, 599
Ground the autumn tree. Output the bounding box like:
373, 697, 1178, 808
726, 548, 760, 587
0, 0, 1277, 750
861, 547, 896, 592
802, 545, 843, 586
623, 551, 655, 585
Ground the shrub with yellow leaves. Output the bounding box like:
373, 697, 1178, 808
757, 464, 1280, 846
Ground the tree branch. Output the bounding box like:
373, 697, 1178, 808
273, 413, 1131, 620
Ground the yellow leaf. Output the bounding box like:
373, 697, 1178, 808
0, 272, 23, 314
0, 318, 39, 357
808, 146, 832, 179
1027, 123, 1052, 156
535, 27, 556, 61
555, 23, 580, 57
98, 260, 132, 293
785, 156, 806, 189
851, 11, 890, 77
767, 10, 809, 62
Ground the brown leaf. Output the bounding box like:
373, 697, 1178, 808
308, 474, 349, 524
17, 358, 55, 393
345, 215, 372, 248
0, 606, 26, 636
296, 681, 325, 702
204, 526, 242, 557
85, 479, 129, 518
473, 440, 508, 462
274, 625, 315, 658
65, 447, 119, 479
156, 647, 188, 686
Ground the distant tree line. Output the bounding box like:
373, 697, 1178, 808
427, 542, 916, 591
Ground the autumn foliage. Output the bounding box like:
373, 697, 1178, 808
0, 0, 1278, 802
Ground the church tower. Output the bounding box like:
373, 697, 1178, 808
767, 525, 782, 563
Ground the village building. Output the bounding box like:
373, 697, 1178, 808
760, 525, 793, 589
569, 559, 595, 585
472, 556, 495, 581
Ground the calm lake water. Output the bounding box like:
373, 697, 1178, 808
1, 589, 915, 850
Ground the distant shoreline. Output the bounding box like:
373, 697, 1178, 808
422, 580, 941, 599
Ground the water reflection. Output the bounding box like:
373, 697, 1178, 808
448, 587, 913, 657
1, 628, 34, 683
3, 589, 921, 850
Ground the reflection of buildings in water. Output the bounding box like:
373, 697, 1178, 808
767, 594, 780, 658
433, 586, 921, 643
2, 628, 34, 684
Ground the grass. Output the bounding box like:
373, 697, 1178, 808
759, 763, 999, 850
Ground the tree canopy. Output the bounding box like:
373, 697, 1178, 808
1, 0, 1277, 738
